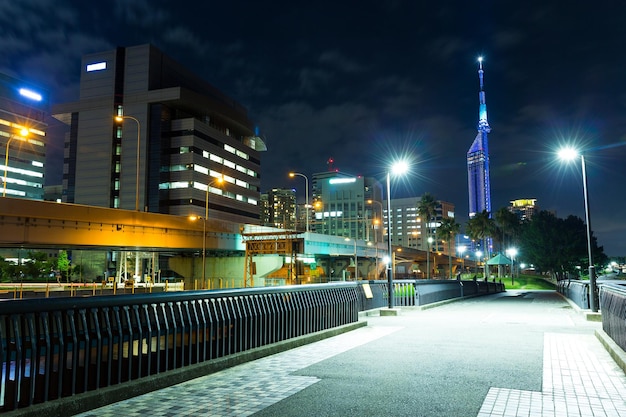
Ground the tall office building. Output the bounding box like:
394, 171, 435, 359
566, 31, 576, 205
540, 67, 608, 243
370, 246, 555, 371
52, 44, 265, 223
260, 188, 297, 230
0, 73, 47, 199
509, 198, 538, 221
312, 171, 383, 242
387, 197, 455, 255
467, 57, 492, 219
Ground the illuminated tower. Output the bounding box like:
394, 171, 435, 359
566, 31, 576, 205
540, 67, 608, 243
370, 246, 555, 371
467, 57, 492, 219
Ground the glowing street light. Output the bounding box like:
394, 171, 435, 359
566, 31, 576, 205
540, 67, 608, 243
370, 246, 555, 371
289, 172, 309, 232
558, 146, 597, 312
115, 115, 141, 211
386, 160, 409, 308
3, 128, 29, 197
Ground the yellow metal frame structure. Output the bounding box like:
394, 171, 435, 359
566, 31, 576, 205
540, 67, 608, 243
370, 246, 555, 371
241, 231, 303, 287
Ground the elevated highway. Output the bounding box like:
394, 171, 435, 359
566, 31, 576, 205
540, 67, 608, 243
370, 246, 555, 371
0, 198, 473, 286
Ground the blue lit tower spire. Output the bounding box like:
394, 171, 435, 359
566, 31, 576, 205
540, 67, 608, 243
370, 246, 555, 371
467, 56, 492, 219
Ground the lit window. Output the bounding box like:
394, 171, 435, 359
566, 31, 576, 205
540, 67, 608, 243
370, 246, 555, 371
224, 144, 236, 154
194, 165, 209, 175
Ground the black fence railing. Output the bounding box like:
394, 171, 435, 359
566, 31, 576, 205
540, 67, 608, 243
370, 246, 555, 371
0, 283, 358, 413
556, 279, 590, 309
356, 279, 505, 310
600, 283, 626, 352
0, 279, 505, 414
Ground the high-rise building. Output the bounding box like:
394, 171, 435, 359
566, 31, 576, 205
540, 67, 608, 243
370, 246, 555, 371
0, 73, 47, 199
467, 57, 492, 219
52, 44, 265, 223
260, 188, 297, 230
312, 171, 383, 242
387, 197, 456, 255
509, 198, 538, 221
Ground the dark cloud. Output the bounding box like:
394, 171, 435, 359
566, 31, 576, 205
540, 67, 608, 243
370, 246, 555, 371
1, 0, 625, 255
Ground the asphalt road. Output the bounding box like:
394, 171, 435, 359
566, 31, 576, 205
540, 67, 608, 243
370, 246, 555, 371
252, 290, 599, 417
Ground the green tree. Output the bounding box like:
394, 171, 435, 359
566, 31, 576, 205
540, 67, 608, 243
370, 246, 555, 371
417, 193, 438, 279
466, 210, 496, 278
22, 251, 55, 280
518, 211, 607, 279
0, 256, 16, 282
57, 250, 70, 282
438, 217, 461, 279
494, 207, 521, 253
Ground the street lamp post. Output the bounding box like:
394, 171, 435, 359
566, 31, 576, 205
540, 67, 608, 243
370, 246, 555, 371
427, 236, 434, 280
115, 115, 141, 211
458, 245, 466, 278
475, 250, 483, 277
203, 176, 223, 287
289, 172, 309, 232
386, 160, 409, 308
506, 247, 518, 284
345, 238, 358, 280
3, 129, 29, 197
558, 147, 598, 312
367, 199, 384, 243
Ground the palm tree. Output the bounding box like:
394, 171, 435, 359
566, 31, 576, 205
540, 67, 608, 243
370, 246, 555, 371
466, 210, 495, 278
417, 193, 437, 279
438, 217, 461, 279
494, 207, 520, 253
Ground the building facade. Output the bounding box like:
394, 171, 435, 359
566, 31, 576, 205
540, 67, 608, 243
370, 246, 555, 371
467, 58, 492, 219
312, 171, 384, 242
260, 188, 297, 230
52, 44, 265, 223
387, 197, 456, 255
509, 198, 538, 221
0, 73, 47, 199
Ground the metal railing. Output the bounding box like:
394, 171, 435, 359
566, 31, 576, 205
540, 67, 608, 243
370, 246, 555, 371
556, 279, 590, 309
0, 283, 358, 412
0, 279, 506, 413
356, 279, 505, 310
600, 283, 626, 352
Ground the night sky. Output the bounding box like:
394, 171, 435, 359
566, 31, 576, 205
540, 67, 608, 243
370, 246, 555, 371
1, 1, 625, 255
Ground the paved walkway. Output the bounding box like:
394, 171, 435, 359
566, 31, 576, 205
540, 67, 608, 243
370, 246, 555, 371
75, 291, 626, 417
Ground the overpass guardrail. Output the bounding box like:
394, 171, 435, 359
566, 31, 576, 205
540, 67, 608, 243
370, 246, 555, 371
0, 279, 504, 414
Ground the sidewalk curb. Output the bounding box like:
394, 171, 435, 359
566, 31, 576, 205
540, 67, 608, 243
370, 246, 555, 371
595, 328, 626, 375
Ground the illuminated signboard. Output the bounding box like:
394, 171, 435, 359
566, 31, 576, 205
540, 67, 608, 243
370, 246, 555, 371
328, 178, 356, 185
19, 88, 42, 102
86, 62, 107, 72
